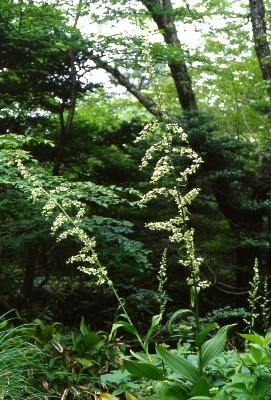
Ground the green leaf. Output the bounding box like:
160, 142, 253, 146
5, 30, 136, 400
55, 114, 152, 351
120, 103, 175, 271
100, 394, 119, 400
34, 319, 45, 330
263, 331, 271, 346
167, 309, 194, 334
201, 325, 232, 369
74, 357, 94, 368
196, 323, 218, 348
0, 320, 8, 330
189, 397, 211, 400
125, 392, 137, 400
156, 382, 188, 400
252, 377, 271, 396
130, 350, 149, 362
82, 331, 103, 350
239, 333, 264, 347
156, 345, 199, 383
123, 359, 164, 380
101, 370, 130, 384
249, 344, 265, 363
80, 317, 90, 337
109, 321, 138, 340
190, 377, 210, 397
144, 314, 162, 352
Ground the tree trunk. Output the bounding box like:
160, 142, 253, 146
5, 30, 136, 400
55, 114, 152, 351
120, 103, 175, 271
53, 103, 67, 175
53, 2, 81, 175
141, 0, 197, 111
65, 49, 78, 136
249, 0, 271, 99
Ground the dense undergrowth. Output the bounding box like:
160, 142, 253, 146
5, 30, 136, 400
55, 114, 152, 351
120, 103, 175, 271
1, 309, 271, 399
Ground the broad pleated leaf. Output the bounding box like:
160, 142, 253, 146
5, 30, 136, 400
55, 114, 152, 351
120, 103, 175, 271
100, 394, 119, 400
156, 345, 199, 383
74, 357, 94, 368
201, 325, 232, 368
239, 333, 264, 346
144, 314, 162, 352
196, 323, 218, 348
156, 382, 188, 400
109, 321, 138, 340
123, 359, 164, 380
167, 309, 193, 334
190, 376, 210, 397
130, 349, 149, 363
189, 397, 211, 400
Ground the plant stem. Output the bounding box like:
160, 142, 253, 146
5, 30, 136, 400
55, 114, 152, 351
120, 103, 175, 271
110, 283, 153, 363
193, 281, 203, 375
162, 123, 204, 374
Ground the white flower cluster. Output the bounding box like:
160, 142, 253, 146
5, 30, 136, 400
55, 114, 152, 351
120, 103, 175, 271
135, 96, 209, 289
134, 121, 160, 145
174, 148, 203, 185
67, 234, 108, 286
261, 276, 271, 331
51, 213, 68, 234
30, 187, 44, 202
42, 199, 57, 218
16, 159, 108, 286
157, 248, 168, 316
151, 156, 173, 183
141, 137, 169, 169
57, 226, 108, 285
179, 229, 209, 288
246, 258, 261, 330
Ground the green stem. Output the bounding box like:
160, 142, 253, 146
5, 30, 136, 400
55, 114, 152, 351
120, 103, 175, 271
193, 281, 203, 375
110, 283, 153, 363
163, 125, 203, 374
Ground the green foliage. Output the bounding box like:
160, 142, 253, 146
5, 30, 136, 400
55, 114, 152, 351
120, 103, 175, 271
106, 326, 271, 399
24, 317, 123, 399
0, 317, 50, 399
0, 0, 94, 133
110, 320, 234, 399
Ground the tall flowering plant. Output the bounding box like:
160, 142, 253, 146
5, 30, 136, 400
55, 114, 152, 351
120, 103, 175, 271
136, 118, 209, 317
14, 44, 235, 400
135, 45, 209, 327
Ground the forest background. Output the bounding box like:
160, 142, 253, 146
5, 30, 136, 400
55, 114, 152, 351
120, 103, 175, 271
1, 0, 271, 332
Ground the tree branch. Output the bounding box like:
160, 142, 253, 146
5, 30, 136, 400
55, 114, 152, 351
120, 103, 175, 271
90, 55, 162, 118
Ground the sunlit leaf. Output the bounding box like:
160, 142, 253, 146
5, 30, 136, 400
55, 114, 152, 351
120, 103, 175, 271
74, 357, 94, 368
125, 392, 137, 400
100, 393, 119, 400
